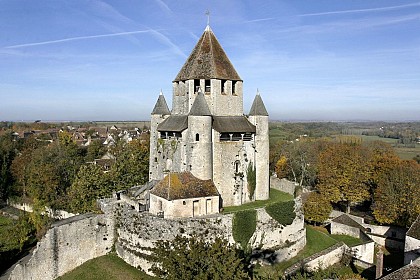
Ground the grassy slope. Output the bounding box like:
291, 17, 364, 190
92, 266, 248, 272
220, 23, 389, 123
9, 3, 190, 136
222, 188, 293, 214
257, 225, 338, 276
57, 254, 157, 280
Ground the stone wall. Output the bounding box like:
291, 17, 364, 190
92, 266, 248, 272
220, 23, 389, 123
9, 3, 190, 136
250, 197, 306, 262
6, 200, 115, 280
284, 242, 348, 276
115, 197, 306, 274
270, 176, 296, 196
8, 201, 76, 220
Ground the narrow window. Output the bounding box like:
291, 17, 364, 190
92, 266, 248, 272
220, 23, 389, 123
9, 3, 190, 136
154, 157, 158, 163
196, 133, 200, 141
194, 79, 200, 93
221, 80, 226, 94
205, 80, 211, 94
235, 161, 240, 173
232, 81, 236, 95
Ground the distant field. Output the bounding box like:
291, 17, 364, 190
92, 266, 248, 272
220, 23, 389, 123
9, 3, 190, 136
359, 135, 420, 160
57, 254, 156, 280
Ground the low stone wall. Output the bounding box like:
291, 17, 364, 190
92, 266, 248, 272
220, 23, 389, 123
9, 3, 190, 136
284, 242, 347, 276
8, 201, 76, 220
270, 176, 296, 195
6, 201, 115, 280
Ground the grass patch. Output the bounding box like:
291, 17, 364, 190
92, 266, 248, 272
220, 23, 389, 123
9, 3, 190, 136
265, 200, 296, 225
330, 234, 364, 247
256, 225, 338, 277
222, 189, 293, 214
57, 253, 157, 280
232, 209, 257, 250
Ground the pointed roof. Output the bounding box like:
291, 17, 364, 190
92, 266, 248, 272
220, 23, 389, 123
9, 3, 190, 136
174, 26, 241, 82
189, 90, 211, 116
249, 91, 269, 116
151, 91, 170, 115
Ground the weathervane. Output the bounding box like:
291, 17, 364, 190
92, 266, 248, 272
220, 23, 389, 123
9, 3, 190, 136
206, 10, 210, 26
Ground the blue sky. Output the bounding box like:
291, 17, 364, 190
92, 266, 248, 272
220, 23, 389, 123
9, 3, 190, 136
1, 0, 419, 121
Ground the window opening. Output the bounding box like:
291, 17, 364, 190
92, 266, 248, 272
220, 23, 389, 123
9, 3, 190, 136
205, 80, 211, 94
232, 81, 236, 95
196, 133, 200, 141
194, 79, 200, 93
221, 80, 227, 94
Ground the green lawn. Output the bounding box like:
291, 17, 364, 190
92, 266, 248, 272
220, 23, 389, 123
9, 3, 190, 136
57, 254, 156, 280
330, 234, 363, 247
256, 225, 338, 277
222, 189, 293, 214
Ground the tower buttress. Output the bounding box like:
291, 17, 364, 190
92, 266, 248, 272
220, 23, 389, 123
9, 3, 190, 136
149, 91, 171, 181
248, 91, 269, 200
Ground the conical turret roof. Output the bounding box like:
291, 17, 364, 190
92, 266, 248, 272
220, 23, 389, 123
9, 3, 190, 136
151, 91, 171, 115
249, 91, 269, 116
174, 26, 241, 82
189, 90, 211, 116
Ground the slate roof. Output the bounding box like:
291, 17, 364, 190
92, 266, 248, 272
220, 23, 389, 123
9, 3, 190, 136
189, 91, 211, 116
150, 172, 219, 200
249, 93, 269, 116
407, 215, 420, 240
213, 116, 256, 133
157, 115, 188, 132
174, 25, 241, 82
331, 214, 367, 232
151, 93, 171, 115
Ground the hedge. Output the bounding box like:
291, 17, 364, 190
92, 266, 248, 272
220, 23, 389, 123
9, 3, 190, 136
232, 209, 257, 250
265, 200, 296, 225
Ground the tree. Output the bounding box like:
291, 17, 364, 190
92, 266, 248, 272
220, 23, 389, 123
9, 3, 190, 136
317, 143, 371, 213
110, 139, 149, 189
303, 192, 332, 225
67, 164, 112, 213
373, 160, 420, 227
150, 235, 250, 280
0, 132, 17, 200
275, 140, 319, 187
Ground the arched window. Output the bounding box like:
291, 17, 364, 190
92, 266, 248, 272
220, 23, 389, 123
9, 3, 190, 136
196, 133, 200, 141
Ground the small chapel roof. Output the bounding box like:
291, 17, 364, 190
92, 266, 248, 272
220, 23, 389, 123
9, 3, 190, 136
151, 91, 171, 115
174, 25, 241, 82
213, 116, 256, 133
157, 115, 188, 132
189, 91, 211, 116
249, 91, 269, 116
150, 172, 219, 200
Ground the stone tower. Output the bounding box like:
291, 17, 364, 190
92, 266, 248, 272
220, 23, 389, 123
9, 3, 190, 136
149, 25, 269, 207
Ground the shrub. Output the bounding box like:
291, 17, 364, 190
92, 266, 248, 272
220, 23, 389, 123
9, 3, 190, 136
265, 200, 296, 225
232, 209, 257, 250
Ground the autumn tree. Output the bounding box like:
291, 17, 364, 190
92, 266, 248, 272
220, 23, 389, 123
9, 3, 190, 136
67, 164, 112, 213
110, 138, 149, 189
303, 192, 332, 225
274, 139, 323, 187
373, 160, 420, 227
149, 235, 250, 280
317, 143, 371, 213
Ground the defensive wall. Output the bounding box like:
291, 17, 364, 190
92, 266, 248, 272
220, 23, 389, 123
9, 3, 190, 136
5, 200, 115, 280
115, 196, 306, 275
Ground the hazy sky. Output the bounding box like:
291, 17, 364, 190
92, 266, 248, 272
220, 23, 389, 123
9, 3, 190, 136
1, 0, 420, 121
